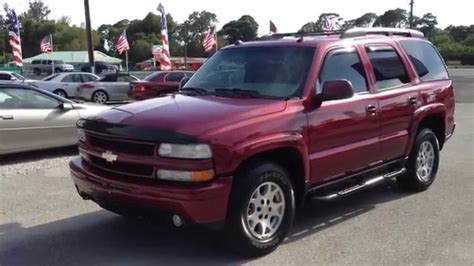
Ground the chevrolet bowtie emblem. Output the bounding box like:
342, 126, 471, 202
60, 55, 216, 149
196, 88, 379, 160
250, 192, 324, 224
101, 150, 118, 162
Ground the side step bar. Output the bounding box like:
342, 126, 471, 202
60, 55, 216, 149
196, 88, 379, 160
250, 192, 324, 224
312, 168, 406, 201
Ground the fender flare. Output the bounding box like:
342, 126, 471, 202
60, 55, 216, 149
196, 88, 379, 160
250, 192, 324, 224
405, 103, 446, 155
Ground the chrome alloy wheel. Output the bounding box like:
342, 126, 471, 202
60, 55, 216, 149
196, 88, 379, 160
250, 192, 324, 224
245, 181, 285, 240
416, 141, 435, 182
93, 91, 107, 104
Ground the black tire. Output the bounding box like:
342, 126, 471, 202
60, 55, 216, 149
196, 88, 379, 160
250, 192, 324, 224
225, 161, 295, 257
53, 89, 67, 98
33, 68, 41, 75
55, 68, 62, 73
397, 128, 440, 192
92, 90, 109, 104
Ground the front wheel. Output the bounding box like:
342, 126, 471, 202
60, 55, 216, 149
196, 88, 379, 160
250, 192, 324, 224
225, 161, 295, 257
53, 89, 67, 98
397, 128, 440, 192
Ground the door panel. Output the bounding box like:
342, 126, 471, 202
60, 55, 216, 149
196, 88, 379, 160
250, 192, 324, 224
308, 95, 379, 183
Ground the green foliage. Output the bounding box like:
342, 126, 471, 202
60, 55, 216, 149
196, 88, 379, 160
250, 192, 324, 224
300, 13, 344, 32
219, 15, 259, 43
374, 8, 408, 28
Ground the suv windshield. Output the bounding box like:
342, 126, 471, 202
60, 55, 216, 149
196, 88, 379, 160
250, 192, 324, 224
184, 46, 315, 99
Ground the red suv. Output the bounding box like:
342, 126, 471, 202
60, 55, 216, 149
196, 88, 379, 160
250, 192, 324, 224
130, 70, 194, 100
70, 28, 455, 256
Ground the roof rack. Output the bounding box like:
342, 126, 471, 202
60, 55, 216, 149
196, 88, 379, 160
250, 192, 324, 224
341, 27, 424, 39
259, 31, 341, 41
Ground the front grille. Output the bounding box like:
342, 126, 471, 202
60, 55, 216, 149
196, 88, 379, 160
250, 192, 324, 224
88, 155, 154, 177
87, 134, 155, 156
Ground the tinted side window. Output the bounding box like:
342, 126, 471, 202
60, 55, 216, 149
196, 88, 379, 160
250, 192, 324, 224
81, 74, 97, 82
31, 60, 41, 64
401, 40, 449, 82
0, 88, 59, 109
319, 50, 368, 94
117, 76, 133, 82
367, 47, 410, 90
0, 73, 12, 80
165, 72, 185, 82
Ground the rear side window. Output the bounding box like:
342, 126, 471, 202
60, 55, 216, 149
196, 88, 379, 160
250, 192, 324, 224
401, 40, 449, 82
367, 46, 410, 90
319, 49, 368, 94
31, 60, 41, 64
0, 73, 12, 80
165, 72, 185, 82
144, 72, 166, 81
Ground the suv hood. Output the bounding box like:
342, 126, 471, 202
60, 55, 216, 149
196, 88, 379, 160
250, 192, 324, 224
97, 94, 287, 137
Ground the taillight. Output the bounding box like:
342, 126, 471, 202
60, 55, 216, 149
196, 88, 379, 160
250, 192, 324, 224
81, 83, 95, 89
134, 85, 146, 92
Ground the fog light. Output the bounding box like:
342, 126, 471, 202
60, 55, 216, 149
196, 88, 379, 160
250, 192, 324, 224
172, 214, 183, 227
156, 169, 214, 182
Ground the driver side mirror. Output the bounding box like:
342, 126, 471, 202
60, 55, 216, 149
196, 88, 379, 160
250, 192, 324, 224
318, 80, 354, 102
179, 77, 190, 90
57, 102, 74, 110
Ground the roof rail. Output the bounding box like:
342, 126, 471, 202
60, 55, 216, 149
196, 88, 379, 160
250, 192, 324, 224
341, 27, 424, 39
259, 31, 341, 41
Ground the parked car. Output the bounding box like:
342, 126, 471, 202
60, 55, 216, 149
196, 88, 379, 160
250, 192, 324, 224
130, 70, 194, 100
70, 28, 455, 256
81, 61, 118, 75
29, 72, 99, 98
76, 73, 139, 104
0, 83, 110, 155
28, 59, 74, 75
0, 71, 25, 82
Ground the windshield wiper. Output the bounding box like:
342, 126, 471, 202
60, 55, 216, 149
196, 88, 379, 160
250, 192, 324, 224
180, 87, 210, 95
214, 88, 280, 99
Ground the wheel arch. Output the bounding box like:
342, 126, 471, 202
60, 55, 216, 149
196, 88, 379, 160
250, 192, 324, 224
407, 104, 446, 154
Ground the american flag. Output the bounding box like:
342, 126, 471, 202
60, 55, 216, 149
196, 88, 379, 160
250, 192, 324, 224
116, 30, 129, 55
270, 20, 278, 34
323, 17, 336, 32
40, 34, 53, 53
202, 26, 216, 53
6, 9, 23, 66
157, 3, 171, 70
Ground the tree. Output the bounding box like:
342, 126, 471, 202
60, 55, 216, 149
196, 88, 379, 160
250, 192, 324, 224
174, 11, 218, 57
219, 15, 259, 44
414, 13, 438, 37
353, 13, 378, 27
374, 8, 408, 28
21, 0, 50, 22
299, 13, 344, 32
445, 25, 473, 42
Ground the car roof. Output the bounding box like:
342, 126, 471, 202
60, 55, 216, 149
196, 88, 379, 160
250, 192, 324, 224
0, 71, 14, 75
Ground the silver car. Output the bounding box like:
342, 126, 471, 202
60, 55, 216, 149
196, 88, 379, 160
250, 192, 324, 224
0, 71, 27, 83
0, 83, 110, 155
29, 72, 99, 98
76, 73, 139, 104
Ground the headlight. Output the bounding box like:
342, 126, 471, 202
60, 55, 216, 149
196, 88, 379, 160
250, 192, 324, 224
158, 143, 212, 159
157, 169, 214, 182
77, 129, 86, 142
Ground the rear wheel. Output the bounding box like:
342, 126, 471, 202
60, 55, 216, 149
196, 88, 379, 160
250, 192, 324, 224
225, 161, 295, 257
53, 89, 67, 98
55, 68, 62, 73
92, 90, 108, 104
33, 68, 41, 75
397, 128, 440, 192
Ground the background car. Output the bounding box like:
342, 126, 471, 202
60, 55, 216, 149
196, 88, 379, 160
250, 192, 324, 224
130, 70, 194, 100
0, 71, 26, 83
27, 59, 74, 75
29, 72, 99, 98
81, 61, 119, 75
76, 72, 139, 104
0, 83, 110, 155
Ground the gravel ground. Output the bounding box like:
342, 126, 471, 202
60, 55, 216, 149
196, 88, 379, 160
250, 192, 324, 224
0, 147, 77, 178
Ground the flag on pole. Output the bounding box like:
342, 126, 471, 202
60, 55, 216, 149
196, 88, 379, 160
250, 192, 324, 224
157, 3, 171, 70
270, 20, 278, 34
40, 34, 53, 53
203, 26, 216, 53
6, 9, 23, 66
116, 30, 130, 55
322, 17, 336, 32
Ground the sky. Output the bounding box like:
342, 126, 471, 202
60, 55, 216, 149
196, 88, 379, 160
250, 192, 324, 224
4, 0, 473, 35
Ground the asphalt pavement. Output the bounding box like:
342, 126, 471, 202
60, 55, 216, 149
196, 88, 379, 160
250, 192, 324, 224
0, 69, 473, 265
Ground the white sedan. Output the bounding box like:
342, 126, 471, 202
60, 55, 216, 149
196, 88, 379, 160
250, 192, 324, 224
29, 72, 99, 98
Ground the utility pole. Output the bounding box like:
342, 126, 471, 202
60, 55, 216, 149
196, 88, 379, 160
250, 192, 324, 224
409, 0, 414, 29
84, 0, 95, 74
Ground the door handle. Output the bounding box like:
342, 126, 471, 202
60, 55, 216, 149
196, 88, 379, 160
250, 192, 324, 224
0, 115, 14, 120
408, 96, 417, 106
366, 105, 377, 116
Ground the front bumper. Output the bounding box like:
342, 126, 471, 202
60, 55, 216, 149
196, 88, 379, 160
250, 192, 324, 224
70, 157, 232, 225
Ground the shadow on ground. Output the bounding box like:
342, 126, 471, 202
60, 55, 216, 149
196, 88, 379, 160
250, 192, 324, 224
0, 180, 412, 265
